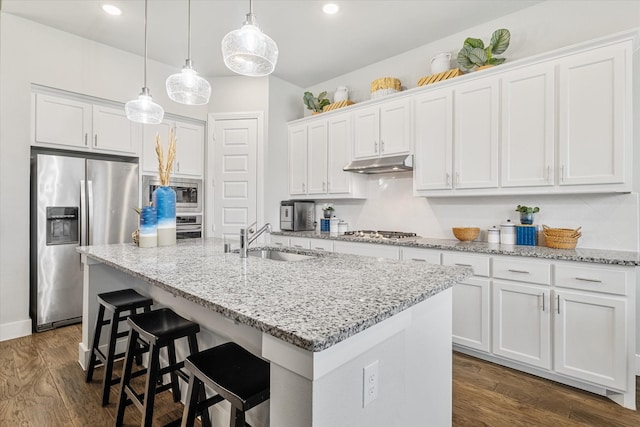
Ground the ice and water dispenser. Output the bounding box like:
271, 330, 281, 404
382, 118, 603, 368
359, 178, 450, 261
46, 207, 79, 245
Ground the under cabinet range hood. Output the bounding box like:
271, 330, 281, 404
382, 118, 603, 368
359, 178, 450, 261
343, 154, 413, 174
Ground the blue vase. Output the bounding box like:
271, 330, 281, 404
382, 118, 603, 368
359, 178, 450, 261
138, 206, 157, 248
152, 186, 176, 246
520, 212, 534, 225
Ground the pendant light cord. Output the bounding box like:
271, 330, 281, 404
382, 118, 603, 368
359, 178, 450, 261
187, 0, 192, 60
249, 0, 253, 14
143, 0, 148, 89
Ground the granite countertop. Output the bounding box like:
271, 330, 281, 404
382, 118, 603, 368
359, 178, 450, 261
273, 231, 640, 266
77, 238, 471, 352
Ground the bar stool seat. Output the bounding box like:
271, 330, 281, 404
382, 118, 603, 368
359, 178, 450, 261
115, 307, 208, 427
181, 342, 270, 427
85, 288, 153, 406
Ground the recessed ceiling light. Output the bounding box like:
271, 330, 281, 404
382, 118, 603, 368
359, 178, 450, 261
322, 3, 340, 14
102, 4, 122, 16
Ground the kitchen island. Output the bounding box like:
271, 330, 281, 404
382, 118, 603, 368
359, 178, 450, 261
77, 238, 471, 426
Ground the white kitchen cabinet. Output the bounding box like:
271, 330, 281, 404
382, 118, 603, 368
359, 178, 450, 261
413, 89, 453, 191
492, 280, 552, 369
453, 76, 499, 189
353, 98, 411, 159
34, 93, 139, 156
332, 241, 399, 259
142, 119, 204, 178
557, 41, 631, 188
269, 235, 290, 247
289, 237, 311, 250
308, 238, 333, 252
500, 63, 555, 188
287, 114, 366, 199
453, 277, 491, 352
401, 247, 441, 264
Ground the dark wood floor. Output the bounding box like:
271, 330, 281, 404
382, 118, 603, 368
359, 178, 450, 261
1, 324, 639, 426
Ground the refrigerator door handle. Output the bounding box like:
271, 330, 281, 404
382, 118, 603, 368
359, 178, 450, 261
80, 179, 86, 265
87, 180, 94, 246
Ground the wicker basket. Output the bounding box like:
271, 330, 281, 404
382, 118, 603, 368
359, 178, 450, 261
542, 225, 582, 238
545, 235, 579, 249
452, 227, 480, 242
370, 77, 402, 99
132, 229, 139, 246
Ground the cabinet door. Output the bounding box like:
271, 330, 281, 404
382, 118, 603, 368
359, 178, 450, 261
402, 247, 440, 264
501, 64, 555, 187
309, 238, 333, 252
173, 122, 204, 177
332, 241, 399, 259
92, 105, 139, 155
288, 124, 308, 195
289, 237, 311, 250
554, 289, 627, 390
557, 42, 630, 186
34, 93, 92, 149
353, 106, 379, 159
414, 89, 453, 190
454, 78, 499, 189
327, 113, 352, 194
307, 120, 328, 194
142, 121, 172, 174
379, 98, 411, 156
492, 281, 551, 369
453, 277, 490, 352
270, 235, 290, 247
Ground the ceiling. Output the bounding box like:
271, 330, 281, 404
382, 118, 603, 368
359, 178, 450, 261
1, 0, 541, 88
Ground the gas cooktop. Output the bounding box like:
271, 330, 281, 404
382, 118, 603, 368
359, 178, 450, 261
344, 230, 418, 241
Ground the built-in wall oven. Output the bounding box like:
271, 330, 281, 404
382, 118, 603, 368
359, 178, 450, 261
177, 214, 202, 239
142, 176, 202, 213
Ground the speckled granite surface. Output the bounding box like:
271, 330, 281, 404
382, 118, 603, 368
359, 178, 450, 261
274, 231, 640, 266
77, 238, 471, 352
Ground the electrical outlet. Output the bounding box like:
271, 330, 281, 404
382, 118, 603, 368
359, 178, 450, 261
363, 360, 379, 407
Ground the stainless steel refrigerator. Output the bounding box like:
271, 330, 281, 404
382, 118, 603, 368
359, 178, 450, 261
30, 149, 139, 332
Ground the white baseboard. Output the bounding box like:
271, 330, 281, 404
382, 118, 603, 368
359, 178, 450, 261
0, 319, 32, 342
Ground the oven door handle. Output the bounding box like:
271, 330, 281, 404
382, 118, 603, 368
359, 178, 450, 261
177, 225, 203, 232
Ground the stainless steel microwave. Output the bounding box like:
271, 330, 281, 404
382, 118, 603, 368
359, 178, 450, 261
142, 176, 202, 213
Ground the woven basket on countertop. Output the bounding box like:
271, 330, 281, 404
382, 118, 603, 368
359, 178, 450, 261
542, 225, 581, 249
542, 225, 582, 238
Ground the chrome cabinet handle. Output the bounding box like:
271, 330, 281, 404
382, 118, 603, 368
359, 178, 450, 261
411, 258, 426, 262
455, 172, 460, 185
380, 140, 385, 153
575, 277, 603, 283
293, 244, 304, 248
446, 173, 451, 186
546, 166, 551, 182
557, 294, 560, 314
560, 165, 565, 183
508, 269, 530, 274
313, 247, 325, 251
541, 293, 545, 312
94, 134, 98, 147
302, 183, 306, 192
454, 263, 472, 267
84, 133, 88, 146
327, 182, 330, 192
374, 141, 378, 153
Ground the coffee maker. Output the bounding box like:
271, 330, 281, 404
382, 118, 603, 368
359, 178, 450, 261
280, 201, 315, 231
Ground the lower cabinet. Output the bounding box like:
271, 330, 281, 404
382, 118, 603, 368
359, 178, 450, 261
453, 277, 491, 352
333, 241, 399, 259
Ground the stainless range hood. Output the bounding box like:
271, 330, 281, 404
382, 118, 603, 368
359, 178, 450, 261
343, 154, 413, 174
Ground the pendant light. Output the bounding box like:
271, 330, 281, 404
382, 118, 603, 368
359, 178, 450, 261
166, 0, 211, 105
221, 0, 278, 77
125, 0, 164, 124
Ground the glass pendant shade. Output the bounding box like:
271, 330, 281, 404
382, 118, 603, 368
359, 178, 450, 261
166, 60, 211, 105
125, 88, 164, 124
221, 15, 278, 77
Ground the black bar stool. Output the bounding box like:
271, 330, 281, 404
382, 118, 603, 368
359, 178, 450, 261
181, 342, 270, 427
115, 307, 209, 427
85, 288, 153, 406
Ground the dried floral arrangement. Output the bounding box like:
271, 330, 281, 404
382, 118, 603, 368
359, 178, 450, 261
155, 127, 177, 186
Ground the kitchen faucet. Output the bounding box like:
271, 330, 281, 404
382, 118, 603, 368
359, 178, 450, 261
239, 222, 272, 258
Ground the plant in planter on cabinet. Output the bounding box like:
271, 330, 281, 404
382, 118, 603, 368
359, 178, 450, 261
303, 91, 330, 114
322, 203, 334, 218
457, 28, 511, 71
515, 205, 540, 225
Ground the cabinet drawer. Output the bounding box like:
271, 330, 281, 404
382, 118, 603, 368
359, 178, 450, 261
555, 263, 627, 295
442, 252, 489, 277
309, 238, 333, 252
289, 237, 311, 249
270, 235, 290, 247
493, 257, 551, 285
402, 247, 440, 264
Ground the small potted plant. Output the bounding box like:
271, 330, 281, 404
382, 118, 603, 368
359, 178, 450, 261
457, 28, 511, 72
303, 91, 330, 114
515, 205, 540, 225
322, 203, 335, 218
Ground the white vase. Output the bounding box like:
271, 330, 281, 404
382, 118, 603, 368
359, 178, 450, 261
430, 52, 452, 74
334, 86, 349, 102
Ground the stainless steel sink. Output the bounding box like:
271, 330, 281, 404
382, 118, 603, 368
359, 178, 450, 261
248, 249, 316, 262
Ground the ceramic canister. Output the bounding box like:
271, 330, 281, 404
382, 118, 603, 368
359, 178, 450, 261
500, 219, 516, 245
487, 226, 500, 244
334, 86, 349, 102
430, 52, 452, 74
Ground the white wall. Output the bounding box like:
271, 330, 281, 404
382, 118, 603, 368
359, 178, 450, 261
0, 13, 208, 341
295, 1, 640, 251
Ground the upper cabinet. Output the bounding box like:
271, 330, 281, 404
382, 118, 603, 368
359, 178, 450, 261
287, 112, 366, 199
353, 98, 411, 159
33, 93, 139, 156
142, 119, 205, 178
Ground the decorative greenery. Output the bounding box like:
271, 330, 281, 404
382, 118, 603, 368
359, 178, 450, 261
322, 203, 334, 212
515, 205, 540, 214
457, 28, 511, 71
303, 91, 330, 113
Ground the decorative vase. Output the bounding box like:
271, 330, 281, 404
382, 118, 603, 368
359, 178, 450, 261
334, 86, 349, 102
138, 206, 157, 248
430, 52, 451, 74
520, 212, 534, 225
152, 186, 176, 246
323, 210, 332, 218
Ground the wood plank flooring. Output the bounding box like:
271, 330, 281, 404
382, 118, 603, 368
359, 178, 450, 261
1, 324, 639, 426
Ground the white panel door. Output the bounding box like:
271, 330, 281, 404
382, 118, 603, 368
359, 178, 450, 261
92, 105, 139, 155
327, 113, 352, 194
288, 124, 308, 195
454, 78, 499, 189
213, 118, 257, 240
557, 43, 629, 186
492, 281, 551, 369
307, 120, 328, 195
379, 98, 411, 156
353, 106, 379, 159
452, 277, 490, 352
501, 63, 555, 187
34, 93, 91, 149
554, 289, 627, 390
174, 121, 204, 178
414, 89, 453, 191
